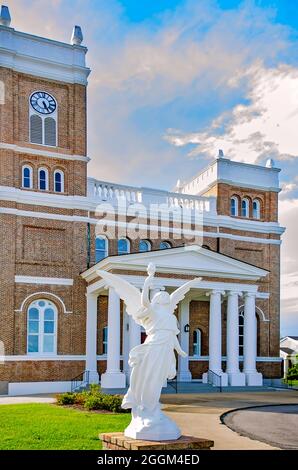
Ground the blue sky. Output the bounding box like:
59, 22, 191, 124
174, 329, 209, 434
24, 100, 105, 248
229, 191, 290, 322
6, 0, 298, 335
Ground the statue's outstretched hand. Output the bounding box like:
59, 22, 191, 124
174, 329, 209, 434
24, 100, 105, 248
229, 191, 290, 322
179, 350, 188, 358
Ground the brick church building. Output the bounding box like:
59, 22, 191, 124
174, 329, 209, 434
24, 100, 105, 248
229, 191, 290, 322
0, 7, 285, 395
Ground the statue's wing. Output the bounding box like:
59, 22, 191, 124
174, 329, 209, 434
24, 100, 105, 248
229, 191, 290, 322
170, 278, 202, 312
97, 270, 141, 318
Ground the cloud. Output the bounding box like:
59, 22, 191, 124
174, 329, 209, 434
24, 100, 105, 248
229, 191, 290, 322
166, 63, 298, 165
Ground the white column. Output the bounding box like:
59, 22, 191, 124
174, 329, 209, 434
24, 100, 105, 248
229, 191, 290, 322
177, 298, 192, 382
101, 287, 126, 389
129, 316, 141, 351
243, 292, 263, 386
85, 293, 99, 384
122, 307, 130, 379
203, 290, 228, 386
226, 291, 245, 386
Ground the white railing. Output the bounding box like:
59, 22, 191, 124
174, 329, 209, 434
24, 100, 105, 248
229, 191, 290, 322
87, 178, 217, 214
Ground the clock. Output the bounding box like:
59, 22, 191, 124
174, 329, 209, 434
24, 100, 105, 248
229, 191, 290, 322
30, 91, 57, 115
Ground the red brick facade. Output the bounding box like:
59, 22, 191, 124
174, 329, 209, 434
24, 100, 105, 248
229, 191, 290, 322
0, 52, 283, 388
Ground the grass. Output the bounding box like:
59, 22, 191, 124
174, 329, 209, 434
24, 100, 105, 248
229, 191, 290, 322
0, 403, 131, 450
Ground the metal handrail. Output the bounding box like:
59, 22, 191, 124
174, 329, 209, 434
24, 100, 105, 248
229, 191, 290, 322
71, 370, 90, 393
208, 369, 222, 392
167, 376, 178, 393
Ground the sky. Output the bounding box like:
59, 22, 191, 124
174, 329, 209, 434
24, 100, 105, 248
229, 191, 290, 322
4, 0, 298, 336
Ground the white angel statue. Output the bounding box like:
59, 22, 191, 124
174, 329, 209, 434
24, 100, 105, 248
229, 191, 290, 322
97, 263, 201, 441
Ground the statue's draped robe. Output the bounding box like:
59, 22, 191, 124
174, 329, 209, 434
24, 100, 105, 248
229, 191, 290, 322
122, 305, 180, 411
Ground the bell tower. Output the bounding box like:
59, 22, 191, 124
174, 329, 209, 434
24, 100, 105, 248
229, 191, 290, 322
0, 5, 90, 195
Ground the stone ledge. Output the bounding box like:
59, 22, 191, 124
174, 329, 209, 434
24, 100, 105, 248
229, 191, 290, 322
100, 432, 214, 451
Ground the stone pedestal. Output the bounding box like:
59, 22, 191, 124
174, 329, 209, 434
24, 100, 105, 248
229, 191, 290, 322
100, 433, 214, 451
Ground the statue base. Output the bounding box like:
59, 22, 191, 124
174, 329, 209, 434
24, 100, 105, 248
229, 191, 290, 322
100, 433, 214, 451
124, 413, 181, 441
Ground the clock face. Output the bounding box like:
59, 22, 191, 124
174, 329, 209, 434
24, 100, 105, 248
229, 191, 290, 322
30, 91, 57, 115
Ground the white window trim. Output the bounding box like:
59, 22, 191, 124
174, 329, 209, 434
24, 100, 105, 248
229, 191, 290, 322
102, 326, 108, 355
241, 198, 250, 218
54, 169, 64, 193
160, 241, 171, 249
193, 328, 202, 357
38, 167, 49, 191
22, 165, 33, 189
118, 238, 130, 255
230, 196, 239, 217
95, 236, 109, 263
29, 91, 58, 148
27, 300, 58, 356
253, 199, 261, 219
139, 239, 151, 252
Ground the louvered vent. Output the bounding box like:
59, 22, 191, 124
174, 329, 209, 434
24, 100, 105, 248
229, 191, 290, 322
30, 114, 43, 144
44, 117, 57, 146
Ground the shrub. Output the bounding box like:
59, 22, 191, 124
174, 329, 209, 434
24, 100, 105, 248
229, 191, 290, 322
56, 392, 76, 406
84, 393, 126, 413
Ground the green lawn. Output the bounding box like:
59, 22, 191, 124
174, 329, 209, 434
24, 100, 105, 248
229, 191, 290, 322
0, 404, 130, 450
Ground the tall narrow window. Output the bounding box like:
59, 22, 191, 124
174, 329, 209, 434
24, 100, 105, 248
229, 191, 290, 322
102, 326, 108, 354
27, 300, 57, 355
241, 198, 249, 218
29, 91, 57, 147
253, 199, 261, 219
239, 310, 244, 356
30, 115, 43, 144
38, 168, 48, 191
139, 240, 151, 252
118, 238, 130, 255
230, 196, 238, 216
44, 117, 57, 146
193, 329, 202, 356
160, 241, 171, 250
95, 237, 108, 263
54, 170, 64, 193
22, 165, 33, 189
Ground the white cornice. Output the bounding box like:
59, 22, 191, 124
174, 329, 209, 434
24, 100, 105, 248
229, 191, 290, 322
0, 186, 285, 237
0, 25, 90, 85
14, 276, 73, 286
0, 205, 282, 246
0, 142, 90, 162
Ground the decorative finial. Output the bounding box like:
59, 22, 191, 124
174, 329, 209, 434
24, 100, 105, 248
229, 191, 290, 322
0, 5, 11, 27
71, 25, 83, 45
265, 158, 275, 168
218, 149, 224, 158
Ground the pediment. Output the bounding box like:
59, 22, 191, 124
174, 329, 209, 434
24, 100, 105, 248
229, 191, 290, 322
82, 245, 268, 282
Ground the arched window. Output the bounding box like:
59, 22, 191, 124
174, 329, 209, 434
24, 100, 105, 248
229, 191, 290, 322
253, 199, 261, 219
139, 240, 151, 252
95, 237, 108, 263
230, 196, 239, 216
22, 165, 33, 189
38, 168, 49, 191
241, 198, 250, 218
54, 170, 64, 193
27, 299, 57, 355
160, 241, 171, 250
30, 115, 43, 145
118, 238, 130, 255
102, 326, 108, 355
193, 329, 202, 356
44, 117, 57, 147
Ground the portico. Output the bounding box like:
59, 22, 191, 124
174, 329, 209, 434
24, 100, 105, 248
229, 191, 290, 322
81, 245, 269, 389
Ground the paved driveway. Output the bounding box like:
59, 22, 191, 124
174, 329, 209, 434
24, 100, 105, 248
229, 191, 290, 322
223, 404, 298, 449
162, 390, 298, 450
